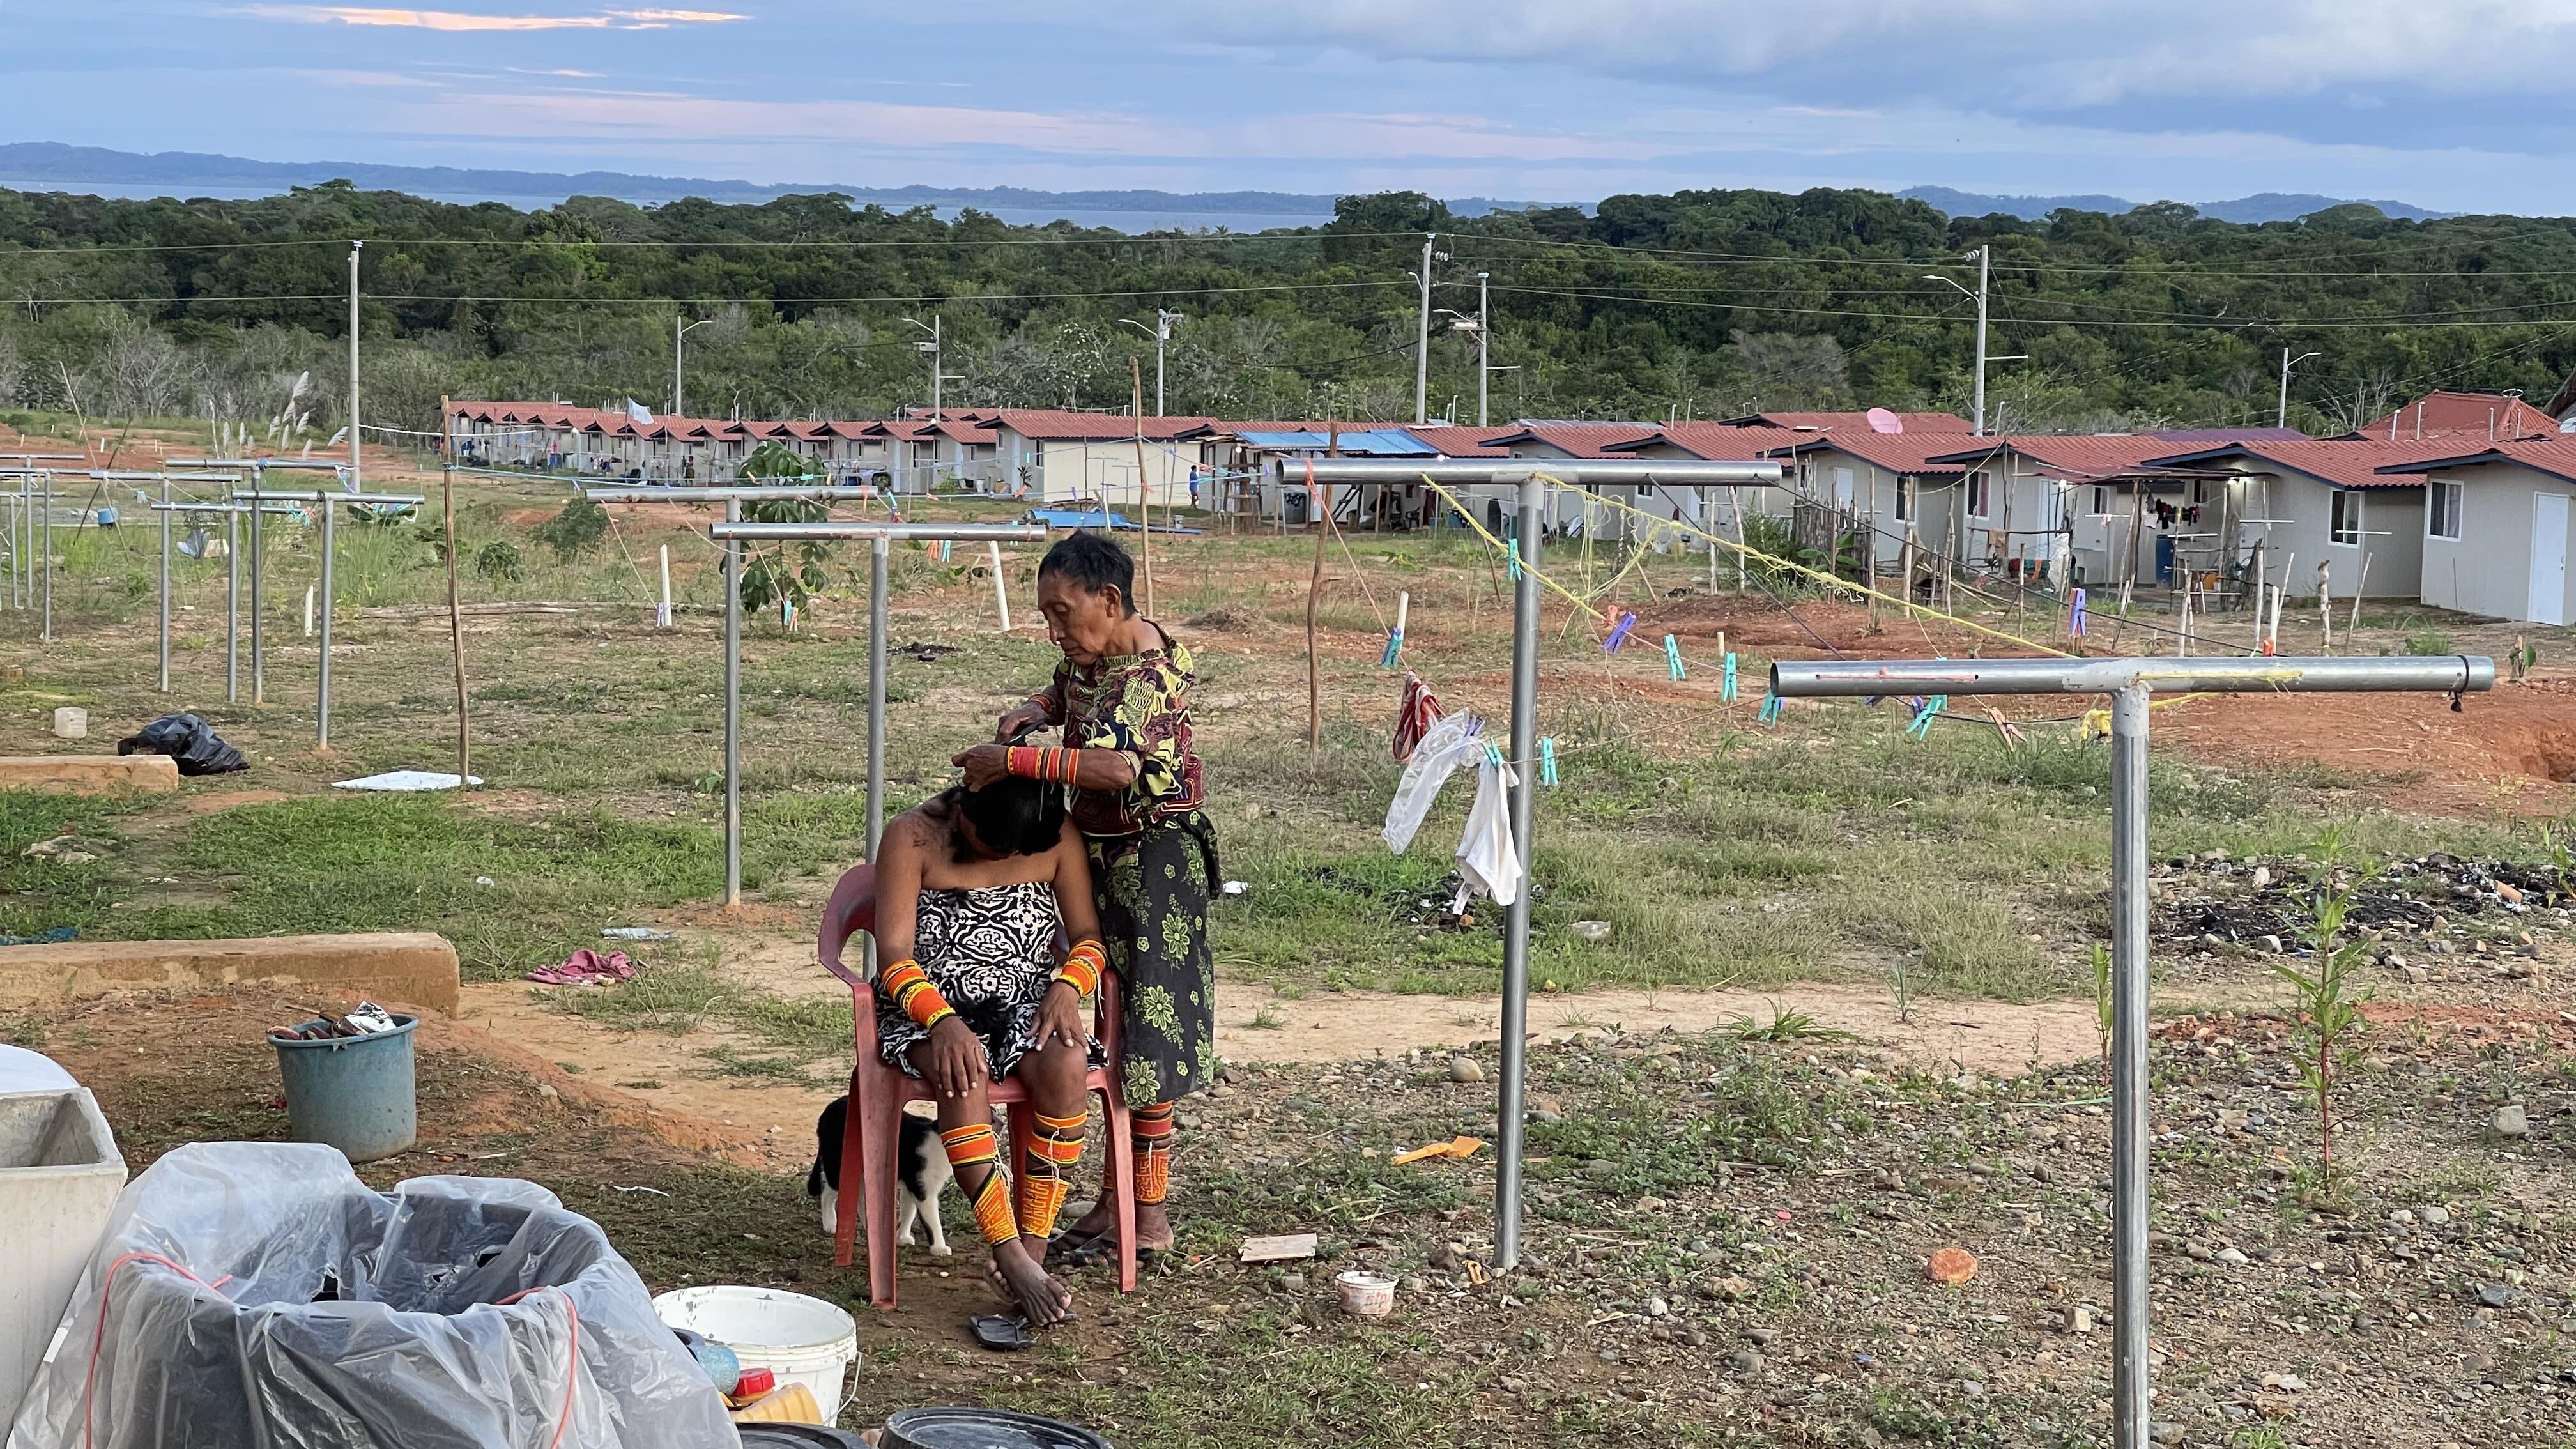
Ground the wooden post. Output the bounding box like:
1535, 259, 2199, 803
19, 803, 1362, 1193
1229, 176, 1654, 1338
1306, 425, 1337, 757
440, 397, 471, 789
1898, 528, 1917, 618
2317, 558, 2333, 653
1131, 358, 1154, 616
2349, 554, 2371, 637
1728, 486, 1749, 593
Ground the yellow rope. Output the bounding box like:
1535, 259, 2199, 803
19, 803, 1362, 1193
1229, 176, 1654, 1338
1558, 477, 2080, 660
1415, 477, 1607, 622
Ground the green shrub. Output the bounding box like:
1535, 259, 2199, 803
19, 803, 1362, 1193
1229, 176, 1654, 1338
529, 497, 610, 560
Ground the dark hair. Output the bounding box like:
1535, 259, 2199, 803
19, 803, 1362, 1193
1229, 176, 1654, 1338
1038, 531, 1135, 615
942, 776, 1065, 860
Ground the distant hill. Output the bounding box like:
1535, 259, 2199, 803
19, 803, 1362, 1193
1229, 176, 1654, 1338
0, 142, 1574, 230
1901, 184, 2455, 224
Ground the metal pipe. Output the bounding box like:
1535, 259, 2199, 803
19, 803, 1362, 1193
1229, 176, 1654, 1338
1768, 654, 2495, 698
723, 495, 742, 908
867, 534, 889, 974
158, 482, 171, 692
583, 484, 893, 503
2110, 684, 2151, 1449
1294, 459, 1782, 486
1494, 473, 1542, 1271
227, 490, 423, 504
249, 469, 264, 705
318, 502, 336, 746
708, 522, 1050, 543
40, 473, 51, 643
226, 507, 239, 702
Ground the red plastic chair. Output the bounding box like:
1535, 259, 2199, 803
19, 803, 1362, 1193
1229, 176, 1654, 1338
818, 861, 1137, 1310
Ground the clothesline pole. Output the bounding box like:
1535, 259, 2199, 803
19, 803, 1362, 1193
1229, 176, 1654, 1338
1772, 652, 2496, 1449
1494, 471, 1542, 1273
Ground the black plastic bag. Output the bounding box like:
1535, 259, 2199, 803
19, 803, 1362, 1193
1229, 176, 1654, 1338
115, 712, 247, 775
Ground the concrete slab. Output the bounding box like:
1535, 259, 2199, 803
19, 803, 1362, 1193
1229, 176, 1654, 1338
0, 933, 460, 1013
0, 756, 180, 795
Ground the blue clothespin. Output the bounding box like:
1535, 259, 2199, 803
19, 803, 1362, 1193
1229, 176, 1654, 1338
1721, 652, 1739, 703
1664, 634, 1686, 681
2069, 586, 2088, 639
1908, 694, 1947, 739
1603, 611, 1637, 654
1539, 737, 1559, 786
1483, 740, 1507, 769
1380, 628, 1403, 669
1758, 692, 1784, 725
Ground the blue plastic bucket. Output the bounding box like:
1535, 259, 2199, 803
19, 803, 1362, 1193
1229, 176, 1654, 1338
272, 1015, 418, 1162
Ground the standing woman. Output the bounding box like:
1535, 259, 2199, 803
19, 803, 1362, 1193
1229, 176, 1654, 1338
953, 531, 1215, 1264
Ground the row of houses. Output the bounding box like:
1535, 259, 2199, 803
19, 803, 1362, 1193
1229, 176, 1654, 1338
445, 387, 2576, 626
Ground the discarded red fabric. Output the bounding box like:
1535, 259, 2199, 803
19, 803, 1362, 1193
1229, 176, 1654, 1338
1392, 671, 1445, 763
525, 949, 635, 986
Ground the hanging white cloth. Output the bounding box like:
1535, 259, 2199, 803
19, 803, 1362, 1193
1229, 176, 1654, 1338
1382, 712, 1482, 855
1455, 752, 1523, 909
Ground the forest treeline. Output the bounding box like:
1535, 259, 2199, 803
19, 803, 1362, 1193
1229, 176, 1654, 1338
4, 180, 2575, 443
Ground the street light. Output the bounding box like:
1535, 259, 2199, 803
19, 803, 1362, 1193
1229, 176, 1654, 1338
1924, 245, 1993, 435
674, 315, 712, 417
901, 315, 943, 421
2278, 349, 2321, 431
1411, 234, 1450, 425
1120, 310, 1181, 415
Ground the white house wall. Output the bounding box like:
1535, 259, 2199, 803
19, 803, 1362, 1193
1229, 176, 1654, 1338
2421, 463, 2575, 622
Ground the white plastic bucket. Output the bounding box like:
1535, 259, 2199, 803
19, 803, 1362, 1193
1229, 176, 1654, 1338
652, 1286, 859, 1414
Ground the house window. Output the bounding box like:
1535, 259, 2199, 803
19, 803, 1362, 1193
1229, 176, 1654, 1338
2094, 486, 2108, 518
1966, 471, 1991, 518
2330, 490, 2363, 546
2427, 479, 2463, 540
1832, 466, 1855, 507
1894, 476, 1915, 522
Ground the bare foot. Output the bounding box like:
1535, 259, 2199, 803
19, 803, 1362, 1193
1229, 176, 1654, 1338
986, 1240, 1075, 1326
1049, 1200, 1174, 1266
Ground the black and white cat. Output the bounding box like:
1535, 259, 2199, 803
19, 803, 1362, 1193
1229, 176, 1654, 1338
808, 1097, 953, 1256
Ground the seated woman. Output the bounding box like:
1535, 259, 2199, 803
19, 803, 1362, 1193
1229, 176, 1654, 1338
870, 773, 1104, 1326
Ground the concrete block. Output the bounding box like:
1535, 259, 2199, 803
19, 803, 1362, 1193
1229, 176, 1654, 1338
0, 756, 179, 795
49, 709, 84, 740
0, 933, 461, 1013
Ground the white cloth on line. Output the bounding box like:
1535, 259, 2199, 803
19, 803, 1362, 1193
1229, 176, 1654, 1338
1454, 754, 1523, 908
1381, 712, 1483, 855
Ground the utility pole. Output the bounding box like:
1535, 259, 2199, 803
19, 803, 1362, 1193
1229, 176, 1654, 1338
905, 314, 943, 421
348, 241, 362, 487
675, 315, 712, 417
1156, 309, 1179, 416
1414, 233, 1436, 425
1972, 244, 1989, 437
1925, 247, 1993, 435
1477, 271, 1491, 427
2278, 348, 2320, 431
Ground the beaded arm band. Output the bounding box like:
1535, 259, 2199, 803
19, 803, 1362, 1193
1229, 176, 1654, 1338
1005, 746, 1082, 785
880, 958, 954, 1030
1054, 938, 1107, 1000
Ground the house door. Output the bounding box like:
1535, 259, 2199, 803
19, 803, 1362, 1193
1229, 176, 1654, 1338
2533, 493, 2571, 626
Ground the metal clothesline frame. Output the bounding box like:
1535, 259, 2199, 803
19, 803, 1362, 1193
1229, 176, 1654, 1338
145, 497, 293, 698
701, 518, 1052, 910
1770, 653, 2494, 1449
1300, 454, 1785, 1272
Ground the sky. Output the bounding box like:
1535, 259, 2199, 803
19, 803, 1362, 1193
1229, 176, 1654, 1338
1, 1, 2572, 211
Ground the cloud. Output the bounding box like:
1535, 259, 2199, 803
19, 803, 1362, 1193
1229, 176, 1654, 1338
241, 5, 745, 30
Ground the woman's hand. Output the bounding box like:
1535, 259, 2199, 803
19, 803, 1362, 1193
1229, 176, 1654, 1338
924, 1017, 988, 1100
995, 702, 1049, 744
1035, 979, 1089, 1052
951, 742, 1009, 790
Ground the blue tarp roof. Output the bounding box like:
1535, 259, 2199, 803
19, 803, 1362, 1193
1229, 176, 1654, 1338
1234, 429, 1436, 456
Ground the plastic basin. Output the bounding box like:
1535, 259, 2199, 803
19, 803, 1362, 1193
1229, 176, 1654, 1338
654, 1285, 859, 1417
270, 1015, 418, 1162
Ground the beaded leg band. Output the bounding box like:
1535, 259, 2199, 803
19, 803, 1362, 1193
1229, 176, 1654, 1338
942, 1123, 1019, 1246
1018, 1110, 1087, 1240
1131, 1101, 1176, 1207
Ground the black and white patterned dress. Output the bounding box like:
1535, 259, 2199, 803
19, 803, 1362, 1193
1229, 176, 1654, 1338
876, 880, 1062, 1081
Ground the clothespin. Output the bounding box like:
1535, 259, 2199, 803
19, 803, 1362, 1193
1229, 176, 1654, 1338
2077, 708, 2111, 740
1906, 694, 1947, 739
1602, 611, 1637, 654
1381, 591, 1409, 669
2068, 586, 2088, 639
1539, 737, 1560, 786
1720, 653, 1739, 703
1482, 740, 1505, 769
1986, 707, 2026, 749
1758, 693, 1784, 725
1664, 634, 1686, 681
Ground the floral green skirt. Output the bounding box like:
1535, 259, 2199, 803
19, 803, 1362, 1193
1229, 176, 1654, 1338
1089, 811, 1219, 1107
